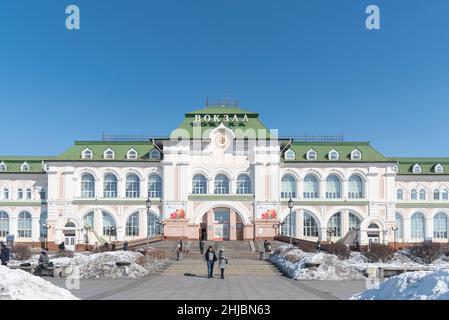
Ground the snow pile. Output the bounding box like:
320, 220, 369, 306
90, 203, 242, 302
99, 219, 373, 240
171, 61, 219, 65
352, 270, 449, 300
0, 265, 78, 300
269, 245, 365, 280
52, 250, 166, 279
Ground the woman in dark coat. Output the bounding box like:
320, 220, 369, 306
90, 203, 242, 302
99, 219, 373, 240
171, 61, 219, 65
0, 243, 10, 266
203, 246, 217, 278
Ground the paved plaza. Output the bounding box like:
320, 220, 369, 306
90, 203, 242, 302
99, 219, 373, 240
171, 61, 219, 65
48, 273, 366, 300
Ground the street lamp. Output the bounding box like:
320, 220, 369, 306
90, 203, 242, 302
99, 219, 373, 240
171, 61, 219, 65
42, 224, 51, 251
391, 226, 398, 251
288, 198, 294, 245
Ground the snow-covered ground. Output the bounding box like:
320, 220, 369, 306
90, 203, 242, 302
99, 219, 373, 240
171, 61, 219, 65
352, 270, 449, 300
0, 265, 78, 300
8, 248, 166, 279
269, 245, 449, 281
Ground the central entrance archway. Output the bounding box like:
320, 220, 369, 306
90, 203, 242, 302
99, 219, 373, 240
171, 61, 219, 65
199, 207, 246, 241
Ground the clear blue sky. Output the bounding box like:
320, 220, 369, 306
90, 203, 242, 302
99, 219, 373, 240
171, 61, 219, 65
1, 0, 449, 157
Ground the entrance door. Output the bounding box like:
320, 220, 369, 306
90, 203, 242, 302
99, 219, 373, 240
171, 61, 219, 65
236, 223, 244, 240
214, 209, 230, 241
368, 233, 380, 244
64, 236, 76, 251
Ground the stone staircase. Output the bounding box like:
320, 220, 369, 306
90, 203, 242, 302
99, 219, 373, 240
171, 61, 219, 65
254, 240, 285, 252
154, 240, 282, 277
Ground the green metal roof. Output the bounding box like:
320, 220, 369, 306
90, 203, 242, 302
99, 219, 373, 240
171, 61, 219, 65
391, 157, 449, 175
54, 141, 159, 161
0, 156, 53, 173
286, 142, 390, 162
175, 106, 275, 139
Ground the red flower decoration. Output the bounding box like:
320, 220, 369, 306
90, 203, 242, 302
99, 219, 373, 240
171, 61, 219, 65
261, 209, 277, 219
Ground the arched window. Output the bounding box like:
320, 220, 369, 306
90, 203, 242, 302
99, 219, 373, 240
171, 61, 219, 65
126, 212, 139, 236
127, 149, 138, 160
17, 188, 23, 200
126, 174, 140, 198
21, 162, 30, 172
214, 175, 229, 194
26, 189, 32, 200
102, 211, 116, 236
81, 173, 95, 198
284, 149, 295, 160
419, 189, 426, 200
148, 174, 163, 198
83, 211, 94, 229
349, 212, 361, 229
433, 212, 448, 239
303, 211, 318, 237
103, 174, 118, 198
147, 212, 161, 236
236, 175, 251, 194
192, 174, 207, 194
411, 212, 425, 239
395, 213, 403, 239
396, 189, 403, 200
411, 189, 417, 200
0, 211, 9, 237
3, 188, 10, 200
368, 223, 379, 229
0, 162, 6, 172
306, 149, 317, 160
328, 212, 342, 237
81, 148, 93, 159
303, 175, 319, 198
18, 211, 32, 238
281, 175, 296, 199
413, 164, 422, 174
281, 212, 296, 237
149, 149, 161, 160
443, 189, 449, 201
348, 175, 364, 198
434, 189, 440, 201
435, 164, 444, 173
328, 150, 339, 161
65, 222, 76, 228
103, 148, 115, 160
351, 149, 362, 161
326, 175, 341, 199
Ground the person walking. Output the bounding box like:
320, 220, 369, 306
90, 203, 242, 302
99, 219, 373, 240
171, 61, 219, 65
204, 246, 217, 278
0, 243, 10, 266
199, 239, 204, 255
58, 241, 65, 252
218, 248, 228, 280
315, 240, 321, 252
176, 241, 182, 261
123, 240, 129, 251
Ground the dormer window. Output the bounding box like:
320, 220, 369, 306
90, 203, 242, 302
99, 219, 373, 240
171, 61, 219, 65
0, 162, 6, 172
81, 148, 93, 160
149, 149, 161, 160
328, 149, 339, 161
103, 148, 115, 160
127, 148, 138, 160
412, 164, 422, 174
20, 162, 30, 172
435, 164, 444, 173
393, 165, 399, 173
351, 149, 362, 161
284, 149, 295, 160
306, 149, 317, 160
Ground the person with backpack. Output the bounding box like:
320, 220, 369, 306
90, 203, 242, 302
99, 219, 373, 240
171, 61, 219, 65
203, 246, 217, 278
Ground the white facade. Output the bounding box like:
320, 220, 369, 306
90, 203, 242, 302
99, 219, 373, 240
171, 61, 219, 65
1, 107, 448, 249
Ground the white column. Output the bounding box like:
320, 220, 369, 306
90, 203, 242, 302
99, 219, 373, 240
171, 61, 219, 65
118, 178, 124, 198
425, 217, 433, 241
342, 179, 348, 199
32, 217, 40, 242
320, 179, 326, 199
403, 217, 411, 242
95, 177, 101, 198
9, 217, 17, 238
140, 209, 147, 237
297, 178, 303, 199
